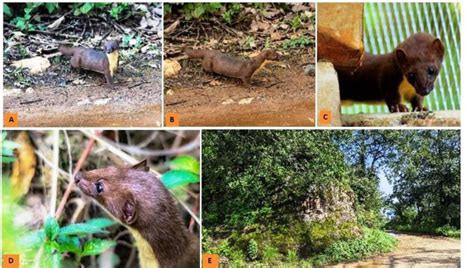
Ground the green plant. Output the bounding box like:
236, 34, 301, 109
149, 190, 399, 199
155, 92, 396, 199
282, 36, 314, 49
262, 245, 280, 262
2, 132, 20, 164
313, 228, 397, 265
161, 155, 200, 189
19, 217, 116, 266
222, 4, 241, 24
287, 249, 298, 262
109, 3, 130, 20
72, 3, 108, 16
180, 3, 222, 20
247, 239, 259, 261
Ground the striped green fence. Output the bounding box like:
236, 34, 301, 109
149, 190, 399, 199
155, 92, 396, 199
342, 2, 461, 114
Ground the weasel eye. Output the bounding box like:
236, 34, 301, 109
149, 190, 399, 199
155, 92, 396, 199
428, 67, 436, 76
407, 72, 416, 83
95, 182, 104, 193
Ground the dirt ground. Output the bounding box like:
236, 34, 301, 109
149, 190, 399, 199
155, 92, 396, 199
4, 68, 162, 127
164, 53, 315, 127
328, 233, 460, 268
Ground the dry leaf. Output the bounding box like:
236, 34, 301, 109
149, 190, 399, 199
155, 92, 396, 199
164, 59, 182, 78
11, 131, 37, 200
11, 57, 51, 74
164, 19, 180, 34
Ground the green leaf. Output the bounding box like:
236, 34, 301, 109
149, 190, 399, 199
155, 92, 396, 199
57, 235, 81, 254
3, 4, 12, 17
82, 239, 116, 256
170, 155, 200, 175
84, 218, 116, 229
59, 223, 109, 237
80, 3, 94, 14
2, 156, 16, 163
192, 5, 205, 18
44, 216, 60, 240
45, 3, 58, 14
161, 170, 199, 189
209, 3, 223, 10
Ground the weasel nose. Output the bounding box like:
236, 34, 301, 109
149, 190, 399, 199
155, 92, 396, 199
74, 172, 84, 184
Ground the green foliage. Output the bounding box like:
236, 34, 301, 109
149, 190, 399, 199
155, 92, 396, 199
72, 3, 108, 16
3, 4, 12, 17
287, 249, 298, 262
2, 132, 20, 164
247, 239, 259, 261
385, 130, 460, 230
282, 36, 314, 49
18, 216, 116, 265
161, 155, 200, 189
222, 4, 241, 24
180, 3, 223, 20
108, 3, 130, 20
262, 245, 281, 263
313, 228, 397, 266
169, 155, 200, 174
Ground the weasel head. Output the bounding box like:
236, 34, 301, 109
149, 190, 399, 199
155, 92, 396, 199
103, 40, 120, 54
74, 160, 152, 226
395, 33, 444, 97
262, 50, 281, 61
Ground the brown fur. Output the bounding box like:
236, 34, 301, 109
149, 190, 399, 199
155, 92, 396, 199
74, 160, 199, 268
60, 40, 120, 84
184, 48, 281, 86
337, 32, 444, 112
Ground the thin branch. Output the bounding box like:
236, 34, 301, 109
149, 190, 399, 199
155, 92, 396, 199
55, 134, 98, 219
50, 130, 60, 216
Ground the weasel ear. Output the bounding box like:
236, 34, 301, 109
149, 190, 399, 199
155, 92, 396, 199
396, 48, 408, 68
130, 160, 149, 172
123, 199, 137, 225
432, 38, 444, 59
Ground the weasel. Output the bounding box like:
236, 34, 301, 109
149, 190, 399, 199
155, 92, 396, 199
336, 32, 444, 112
184, 48, 281, 86
74, 160, 199, 268
59, 40, 120, 84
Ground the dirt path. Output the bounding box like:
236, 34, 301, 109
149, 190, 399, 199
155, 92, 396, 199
165, 53, 315, 127
328, 233, 460, 268
4, 72, 162, 127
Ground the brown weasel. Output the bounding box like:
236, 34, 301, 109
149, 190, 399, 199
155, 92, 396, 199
184, 48, 281, 86
336, 32, 444, 112
59, 40, 120, 84
74, 160, 199, 268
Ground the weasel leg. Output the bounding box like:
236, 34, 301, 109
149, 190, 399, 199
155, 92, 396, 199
411, 95, 428, 112
201, 57, 213, 72
104, 70, 113, 84
242, 77, 252, 88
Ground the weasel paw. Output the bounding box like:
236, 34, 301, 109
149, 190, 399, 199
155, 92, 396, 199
413, 106, 429, 112
389, 104, 409, 113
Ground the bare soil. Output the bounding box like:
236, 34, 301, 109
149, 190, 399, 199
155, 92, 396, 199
328, 233, 460, 268
4, 68, 162, 127
164, 53, 315, 127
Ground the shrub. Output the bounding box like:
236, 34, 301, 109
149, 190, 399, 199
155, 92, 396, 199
247, 239, 259, 261
313, 228, 397, 265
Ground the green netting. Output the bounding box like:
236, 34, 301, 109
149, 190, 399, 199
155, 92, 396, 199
342, 3, 461, 114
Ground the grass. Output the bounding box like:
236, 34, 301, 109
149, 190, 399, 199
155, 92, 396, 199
312, 228, 398, 266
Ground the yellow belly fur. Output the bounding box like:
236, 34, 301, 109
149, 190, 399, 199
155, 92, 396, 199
107, 51, 119, 76
399, 76, 417, 102
129, 228, 159, 268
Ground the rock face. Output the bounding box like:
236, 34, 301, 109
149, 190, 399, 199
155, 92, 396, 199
300, 183, 356, 224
